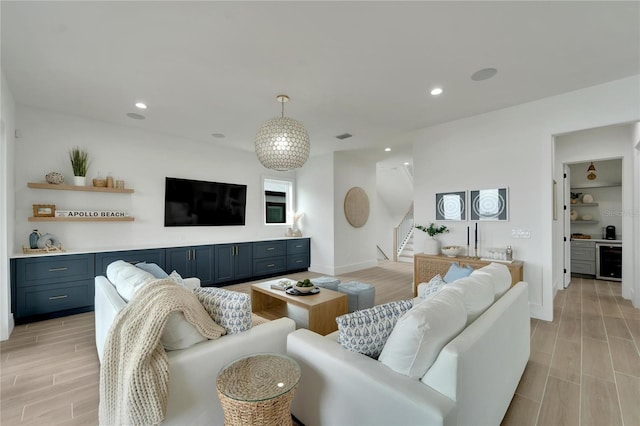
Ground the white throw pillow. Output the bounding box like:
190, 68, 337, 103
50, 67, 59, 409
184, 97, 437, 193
336, 299, 413, 359
379, 287, 467, 378
194, 287, 253, 334
417, 274, 446, 300
106, 260, 155, 302
447, 273, 495, 324
473, 262, 512, 299
161, 312, 208, 351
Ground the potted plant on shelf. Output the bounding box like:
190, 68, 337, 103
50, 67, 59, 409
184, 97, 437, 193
69, 147, 89, 186
415, 223, 449, 255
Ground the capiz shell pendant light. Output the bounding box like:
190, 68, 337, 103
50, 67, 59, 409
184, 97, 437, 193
255, 94, 310, 171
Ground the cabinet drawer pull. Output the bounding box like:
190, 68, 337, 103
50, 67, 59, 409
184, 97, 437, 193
295, 245, 302, 248
49, 295, 68, 300
267, 264, 275, 268
48, 267, 68, 272
296, 260, 302, 263
267, 247, 275, 251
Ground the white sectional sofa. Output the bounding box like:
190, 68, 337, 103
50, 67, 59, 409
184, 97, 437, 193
94, 262, 296, 425
287, 263, 530, 426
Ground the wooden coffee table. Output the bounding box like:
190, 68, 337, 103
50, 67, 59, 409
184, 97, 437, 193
251, 279, 347, 335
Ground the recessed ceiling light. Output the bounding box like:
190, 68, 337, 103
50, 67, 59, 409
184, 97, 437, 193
404, 162, 410, 166
385, 147, 391, 152
126, 112, 145, 120
135, 102, 147, 109
430, 88, 443, 96
471, 68, 498, 81
211, 133, 225, 138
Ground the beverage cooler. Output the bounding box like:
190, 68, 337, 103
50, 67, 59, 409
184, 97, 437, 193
596, 243, 622, 281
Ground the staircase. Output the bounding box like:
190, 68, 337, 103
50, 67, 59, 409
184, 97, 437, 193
397, 234, 415, 263
393, 203, 414, 263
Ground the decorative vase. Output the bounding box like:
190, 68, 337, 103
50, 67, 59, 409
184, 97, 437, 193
424, 237, 441, 255
73, 176, 86, 186
29, 230, 40, 249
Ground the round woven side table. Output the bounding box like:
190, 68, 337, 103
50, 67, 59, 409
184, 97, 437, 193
216, 353, 301, 426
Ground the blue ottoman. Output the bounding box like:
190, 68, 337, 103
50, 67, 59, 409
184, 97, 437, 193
338, 281, 376, 312
310, 276, 341, 291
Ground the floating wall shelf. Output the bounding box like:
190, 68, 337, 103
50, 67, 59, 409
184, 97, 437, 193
27, 182, 134, 194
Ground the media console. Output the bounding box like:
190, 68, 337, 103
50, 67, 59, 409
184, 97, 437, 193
10, 237, 310, 324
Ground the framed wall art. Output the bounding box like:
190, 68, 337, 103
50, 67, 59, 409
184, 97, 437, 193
435, 191, 467, 221
470, 188, 508, 221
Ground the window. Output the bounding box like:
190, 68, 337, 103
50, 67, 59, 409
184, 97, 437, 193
263, 178, 293, 225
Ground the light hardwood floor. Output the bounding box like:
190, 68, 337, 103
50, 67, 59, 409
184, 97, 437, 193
1, 262, 638, 425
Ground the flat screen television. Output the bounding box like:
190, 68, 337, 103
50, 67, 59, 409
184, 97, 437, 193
164, 177, 247, 226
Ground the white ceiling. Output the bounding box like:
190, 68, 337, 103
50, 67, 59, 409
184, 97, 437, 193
2, 1, 639, 166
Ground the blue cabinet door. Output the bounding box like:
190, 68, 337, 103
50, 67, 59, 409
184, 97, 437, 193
234, 243, 254, 281
165, 247, 190, 278
192, 246, 214, 285
214, 244, 235, 284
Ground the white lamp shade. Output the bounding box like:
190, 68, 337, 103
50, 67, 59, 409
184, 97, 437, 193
255, 116, 310, 171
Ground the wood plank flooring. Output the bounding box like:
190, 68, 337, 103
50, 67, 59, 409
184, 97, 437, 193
502, 277, 640, 426
1, 262, 638, 425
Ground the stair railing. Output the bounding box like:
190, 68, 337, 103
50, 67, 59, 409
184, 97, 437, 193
393, 203, 414, 262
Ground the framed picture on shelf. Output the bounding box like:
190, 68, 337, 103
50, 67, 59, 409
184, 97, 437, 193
32, 204, 56, 217
435, 191, 467, 221
470, 188, 509, 221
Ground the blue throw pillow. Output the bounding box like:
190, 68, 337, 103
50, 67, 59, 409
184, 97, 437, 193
135, 262, 169, 279
443, 262, 473, 283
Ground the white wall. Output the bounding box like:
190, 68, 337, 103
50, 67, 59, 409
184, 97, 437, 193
296, 153, 335, 274
13, 106, 299, 253
409, 75, 639, 321
333, 150, 378, 274
1, 71, 16, 340
555, 124, 635, 301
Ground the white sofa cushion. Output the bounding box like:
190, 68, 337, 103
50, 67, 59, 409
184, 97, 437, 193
106, 260, 155, 302
447, 273, 495, 324
336, 299, 413, 358
472, 262, 512, 299
194, 287, 253, 334
161, 312, 208, 350
135, 261, 169, 278
416, 274, 446, 301
378, 287, 467, 378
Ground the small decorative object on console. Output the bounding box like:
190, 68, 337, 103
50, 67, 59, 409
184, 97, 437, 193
441, 246, 461, 257
45, 172, 64, 185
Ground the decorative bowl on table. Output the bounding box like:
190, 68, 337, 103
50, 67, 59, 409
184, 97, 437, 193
295, 279, 316, 293
441, 246, 462, 257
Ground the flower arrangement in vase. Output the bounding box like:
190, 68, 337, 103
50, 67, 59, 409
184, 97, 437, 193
415, 223, 449, 255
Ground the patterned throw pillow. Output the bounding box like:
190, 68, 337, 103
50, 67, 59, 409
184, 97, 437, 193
336, 299, 414, 359
417, 274, 446, 300
193, 287, 252, 334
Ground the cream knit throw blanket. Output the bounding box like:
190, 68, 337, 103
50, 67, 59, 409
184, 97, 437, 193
99, 279, 225, 426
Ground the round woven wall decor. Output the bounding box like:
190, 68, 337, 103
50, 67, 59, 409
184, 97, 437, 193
344, 187, 369, 228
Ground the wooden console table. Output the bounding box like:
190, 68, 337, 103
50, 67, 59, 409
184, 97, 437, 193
413, 254, 524, 296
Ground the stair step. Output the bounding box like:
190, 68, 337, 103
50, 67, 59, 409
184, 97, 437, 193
398, 256, 414, 263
